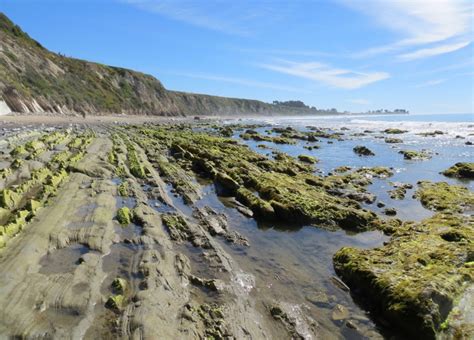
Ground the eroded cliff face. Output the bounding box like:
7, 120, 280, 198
0, 13, 279, 117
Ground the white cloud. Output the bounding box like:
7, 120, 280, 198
343, 0, 473, 60
259, 61, 389, 89
172, 72, 309, 93
398, 40, 471, 61
415, 79, 446, 88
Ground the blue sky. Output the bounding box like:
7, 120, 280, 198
2, 0, 473, 114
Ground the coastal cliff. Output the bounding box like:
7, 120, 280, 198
0, 13, 302, 117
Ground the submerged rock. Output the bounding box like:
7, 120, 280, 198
332, 304, 349, 321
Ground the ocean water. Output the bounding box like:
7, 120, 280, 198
349, 113, 473, 123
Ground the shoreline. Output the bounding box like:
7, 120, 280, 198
0, 112, 410, 126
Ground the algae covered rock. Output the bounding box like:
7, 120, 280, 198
236, 187, 275, 219
116, 207, 132, 225
215, 172, 240, 192
105, 294, 124, 310
26, 199, 42, 214
415, 181, 474, 213
117, 181, 129, 196
353, 145, 375, 156
112, 277, 127, 294
333, 213, 474, 339
399, 149, 431, 160
417, 130, 444, 137
384, 128, 408, 134
384, 137, 403, 143
161, 213, 190, 241
442, 162, 474, 179
383, 207, 397, 216
0, 189, 22, 210
388, 182, 413, 200
297, 154, 318, 164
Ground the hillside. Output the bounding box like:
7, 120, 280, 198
0, 13, 322, 117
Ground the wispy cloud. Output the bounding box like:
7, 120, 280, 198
231, 47, 340, 58
122, 0, 276, 36
398, 40, 471, 61
415, 79, 446, 88
348, 98, 371, 105
343, 0, 473, 60
259, 61, 389, 89
171, 72, 309, 93
413, 59, 474, 76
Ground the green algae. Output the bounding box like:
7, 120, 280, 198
161, 213, 191, 242
24, 140, 46, 154
105, 294, 124, 310
111, 278, 127, 294
0, 167, 12, 179
0, 189, 22, 210
41, 131, 69, 147
333, 213, 473, 339
10, 159, 22, 169
235, 187, 275, 218
126, 144, 146, 179
0, 130, 95, 250
117, 182, 129, 197
240, 132, 296, 145
116, 207, 132, 225
26, 199, 41, 214
10, 145, 27, 157
415, 181, 474, 214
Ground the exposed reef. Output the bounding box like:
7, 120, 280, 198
353, 145, 375, 156
130, 125, 380, 231
442, 162, 474, 179
334, 179, 474, 339
399, 149, 432, 160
